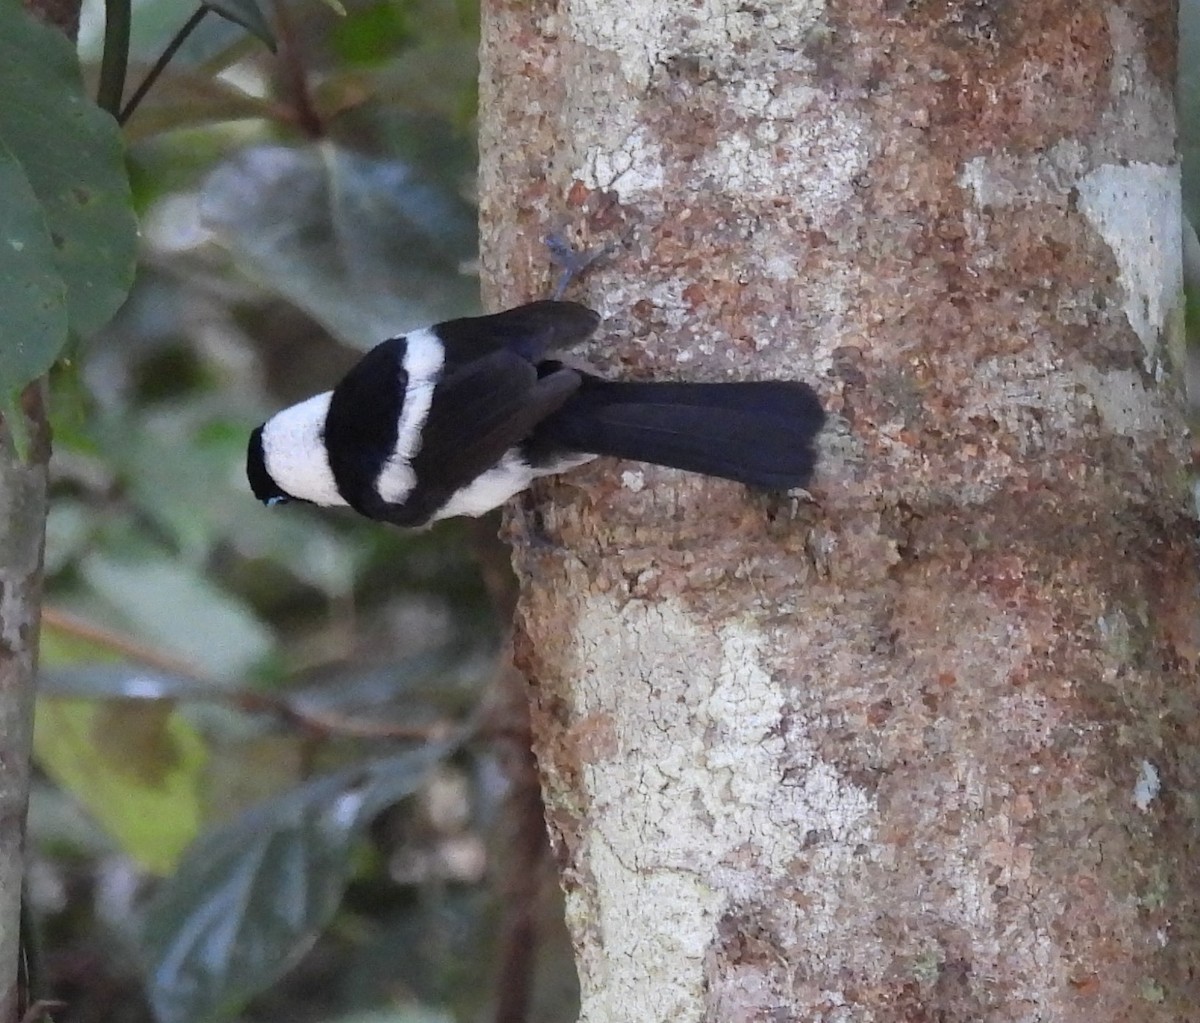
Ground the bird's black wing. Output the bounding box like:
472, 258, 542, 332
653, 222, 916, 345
433, 301, 600, 368
372, 351, 581, 527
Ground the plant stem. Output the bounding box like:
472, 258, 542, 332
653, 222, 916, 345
96, 0, 130, 116
118, 6, 209, 125
40, 606, 463, 742
271, 0, 323, 137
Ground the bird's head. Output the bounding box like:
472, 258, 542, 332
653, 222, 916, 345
245, 393, 346, 508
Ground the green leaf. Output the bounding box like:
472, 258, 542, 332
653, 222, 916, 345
0, 390, 32, 462
0, 0, 137, 348
82, 553, 274, 682
203, 0, 277, 52
34, 697, 208, 874
0, 138, 69, 401
331, 2, 412, 66
200, 143, 479, 347
92, 405, 260, 561
44, 498, 95, 576
142, 744, 454, 1023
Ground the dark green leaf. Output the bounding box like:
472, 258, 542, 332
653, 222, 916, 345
0, 137, 69, 399
82, 553, 274, 682
141, 743, 455, 1023
0, 0, 137, 345
200, 143, 479, 347
203, 0, 277, 52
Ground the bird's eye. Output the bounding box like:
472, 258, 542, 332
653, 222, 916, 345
266, 495, 291, 507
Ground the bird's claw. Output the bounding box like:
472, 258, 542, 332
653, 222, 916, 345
545, 233, 619, 299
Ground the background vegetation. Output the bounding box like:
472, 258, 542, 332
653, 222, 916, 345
8, 1, 1198, 1022
20, 1, 574, 1021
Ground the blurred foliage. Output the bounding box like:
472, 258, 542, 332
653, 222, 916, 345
28, 2, 576, 1022
141, 743, 458, 1023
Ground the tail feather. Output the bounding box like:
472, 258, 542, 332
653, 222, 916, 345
535, 376, 825, 488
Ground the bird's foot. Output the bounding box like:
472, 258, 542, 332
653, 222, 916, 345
545, 232, 619, 299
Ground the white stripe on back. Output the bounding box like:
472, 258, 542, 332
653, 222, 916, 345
375, 328, 446, 504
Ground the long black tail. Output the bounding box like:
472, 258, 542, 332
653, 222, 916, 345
535, 373, 826, 489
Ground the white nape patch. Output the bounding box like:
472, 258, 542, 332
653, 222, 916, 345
261, 392, 345, 506
375, 328, 446, 504
432, 449, 537, 521
1133, 759, 1160, 811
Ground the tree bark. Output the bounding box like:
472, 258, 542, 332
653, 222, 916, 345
0, 389, 49, 1022
9, 11, 75, 1023
480, 1, 1199, 1020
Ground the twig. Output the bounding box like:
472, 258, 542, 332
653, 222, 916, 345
118, 7, 209, 126
40, 606, 459, 742
270, 0, 322, 138
470, 520, 548, 1023
41, 607, 200, 680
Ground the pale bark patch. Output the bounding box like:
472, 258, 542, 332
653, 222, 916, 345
568, 595, 876, 1022
1074, 162, 1182, 370
699, 81, 868, 217
1071, 364, 1167, 436
957, 145, 1180, 437
564, 0, 826, 91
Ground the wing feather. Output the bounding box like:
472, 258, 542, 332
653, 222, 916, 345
434, 301, 600, 367
375, 352, 580, 526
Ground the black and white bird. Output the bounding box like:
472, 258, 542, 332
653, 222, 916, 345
246, 301, 825, 529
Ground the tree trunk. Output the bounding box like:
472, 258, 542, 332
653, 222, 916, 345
479, 1, 1199, 1020
0, 388, 49, 1022
8, 13, 74, 1023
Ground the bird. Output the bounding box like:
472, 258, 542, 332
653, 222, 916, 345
246, 301, 825, 529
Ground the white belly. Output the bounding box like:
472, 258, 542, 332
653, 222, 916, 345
430, 449, 595, 521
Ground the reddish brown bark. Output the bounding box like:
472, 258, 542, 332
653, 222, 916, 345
481, 1, 1197, 1019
